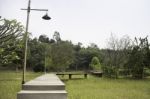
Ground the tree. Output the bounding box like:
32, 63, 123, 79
0, 19, 24, 70
90, 56, 102, 71
44, 43, 52, 72
38, 34, 49, 43
73, 45, 101, 71
28, 38, 45, 72
0, 19, 23, 46
53, 31, 61, 42
71, 42, 82, 71
104, 33, 132, 78
49, 41, 74, 71
126, 36, 150, 79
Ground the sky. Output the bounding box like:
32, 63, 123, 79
0, 0, 150, 48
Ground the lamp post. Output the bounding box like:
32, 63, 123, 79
21, 0, 51, 84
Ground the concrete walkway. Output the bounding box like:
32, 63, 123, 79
17, 74, 67, 99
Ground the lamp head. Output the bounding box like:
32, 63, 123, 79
42, 13, 51, 20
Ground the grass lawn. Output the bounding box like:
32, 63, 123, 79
0, 71, 42, 99
61, 75, 150, 99
0, 71, 150, 99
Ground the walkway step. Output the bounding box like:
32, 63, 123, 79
22, 74, 65, 90
17, 90, 67, 99
23, 85, 65, 90
17, 74, 67, 99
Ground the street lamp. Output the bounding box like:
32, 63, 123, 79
21, 0, 51, 84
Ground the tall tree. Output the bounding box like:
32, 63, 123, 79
49, 41, 74, 71
53, 31, 61, 43
0, 19, 24, 70
126, 36, 150, 79
0, 19, 23, 46
44, 43, 52, 72
28, 38, 45, 72
104, 33, 132, 78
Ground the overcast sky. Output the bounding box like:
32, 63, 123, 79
0, 0, 150, 48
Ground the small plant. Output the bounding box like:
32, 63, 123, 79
89, 56, 102, 71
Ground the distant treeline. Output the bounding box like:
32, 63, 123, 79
0, 19, 150, 79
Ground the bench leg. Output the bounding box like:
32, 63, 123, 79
99, 73, 102, 77
84, 74, 87, 79
69, 74, 72, 79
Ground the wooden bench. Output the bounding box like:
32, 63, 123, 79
56, 73, 88, 79
91, 71, 103, 77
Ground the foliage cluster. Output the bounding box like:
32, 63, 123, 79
0, 19, 150, 79
0, 19, 24, 71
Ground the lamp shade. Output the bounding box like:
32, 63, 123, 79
42, 13, 51, 20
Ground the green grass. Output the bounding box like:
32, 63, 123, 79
0, 71, 150, 99
61, 75, 150, 99
0, 71, 42, 99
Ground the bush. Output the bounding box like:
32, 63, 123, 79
90, 56, 102, 71
103, 66, 119, 78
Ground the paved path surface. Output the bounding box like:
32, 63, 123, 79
22, 74, 65, 90
17, 74, 67, 99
